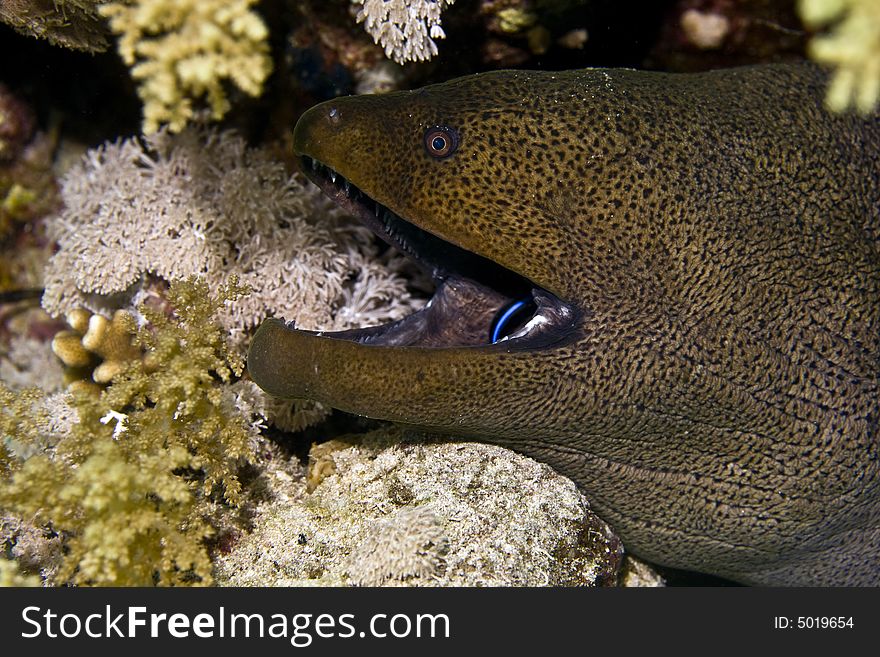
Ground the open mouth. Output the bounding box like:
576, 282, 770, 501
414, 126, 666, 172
301, 155, 578, 350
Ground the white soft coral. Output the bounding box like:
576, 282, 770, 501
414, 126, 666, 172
354, 0, 455, 64
41, 126, 425, 431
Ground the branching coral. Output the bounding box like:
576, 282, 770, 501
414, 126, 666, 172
2, 512, 64, 582
1, 277, 258, 585
0, 384, 45, 475
800, 0, 880, 113
51, 308, 142, 389
106, 276, 255, 503
99, 0, 272, 133
5, 440, 212, 585
354, 0, 456, 64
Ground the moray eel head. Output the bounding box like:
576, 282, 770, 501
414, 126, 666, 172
249, 66, 880, 586
290, 76, 588, 302
250, 72, 593, 403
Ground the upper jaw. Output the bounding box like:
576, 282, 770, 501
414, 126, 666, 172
297, 154, 581, 350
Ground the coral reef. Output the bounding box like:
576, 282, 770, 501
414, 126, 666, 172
6, 439, 213, 586
99, 0, 272, 133
800, 0, 880, 113
99, 276, 256, 501
51, 308, 142, 389
354, 0, 456, 64
41, 125, 423, 432
2, 0, 842, 591
41, 126, 422, 348
1, 278, 258, 585
214, 429, 626, 586
0, 0, 109, 52
0, 84, 57, 246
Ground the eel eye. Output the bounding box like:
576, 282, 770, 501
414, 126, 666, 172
424, 126, 458, 158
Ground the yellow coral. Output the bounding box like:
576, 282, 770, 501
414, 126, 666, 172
51, 308, 142, 387
1, 183, 37, 220
99, 0, 272, 133
496, 7, 538, 33
1, 278, 256, 586
0, 558, 41, 586
800, 0, 880, 114
5, 441, 212, 586
82, 310, 141, 383
100, 276, 254, 504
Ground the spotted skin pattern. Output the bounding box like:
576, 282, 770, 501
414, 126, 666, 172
248, 63, 880, 585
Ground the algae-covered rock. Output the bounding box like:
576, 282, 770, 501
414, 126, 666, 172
215, 428, 626, 586
0, 0, 108, 53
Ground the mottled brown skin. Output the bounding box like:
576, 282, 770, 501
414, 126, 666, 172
249, 64, 880, 585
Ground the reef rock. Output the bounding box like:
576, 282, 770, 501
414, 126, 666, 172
215, 428, 631, 586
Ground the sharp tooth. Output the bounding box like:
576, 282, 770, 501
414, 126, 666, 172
330, 171, 337, 183
509, 314, 548, 340
343, 180, 350, 194
311, 158, 318, 171
374, 204, 380, 217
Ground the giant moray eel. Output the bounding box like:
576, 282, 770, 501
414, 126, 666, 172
248, 63, 880, 586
